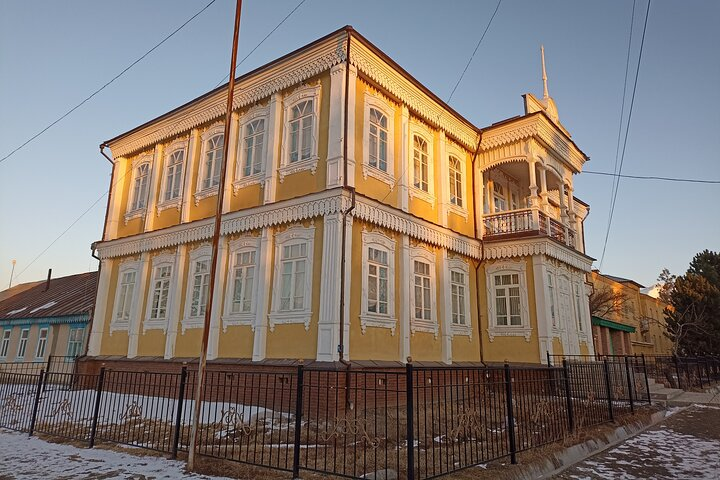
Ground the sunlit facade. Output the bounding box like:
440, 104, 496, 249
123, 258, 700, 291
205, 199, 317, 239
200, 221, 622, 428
87, 27, 595, 366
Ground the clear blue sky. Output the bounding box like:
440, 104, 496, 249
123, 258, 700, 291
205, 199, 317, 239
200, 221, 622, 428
1, 0, 718, 289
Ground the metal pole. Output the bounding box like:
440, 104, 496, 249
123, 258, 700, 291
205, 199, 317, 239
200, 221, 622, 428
624, 356, 634, 413
89, 367, 106, 448
641, 354, 651, 405
292, 364, 305, 478
187, 0, 242, 471
8, 259, 15, 289
504, 363, 517, 464
28, 370, 45, 436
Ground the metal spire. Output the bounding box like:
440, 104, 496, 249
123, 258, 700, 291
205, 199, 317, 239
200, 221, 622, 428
541, 45, 549, 99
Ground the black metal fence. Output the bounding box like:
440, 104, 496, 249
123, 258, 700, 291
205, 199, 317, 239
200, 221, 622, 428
642, 355, 720, 390
0, 356, 653, 480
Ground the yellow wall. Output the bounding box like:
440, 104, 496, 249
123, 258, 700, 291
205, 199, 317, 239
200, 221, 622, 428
218, 325, 254, 358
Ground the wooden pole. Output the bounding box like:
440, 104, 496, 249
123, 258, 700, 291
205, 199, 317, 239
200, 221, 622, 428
187, 0, 242, 470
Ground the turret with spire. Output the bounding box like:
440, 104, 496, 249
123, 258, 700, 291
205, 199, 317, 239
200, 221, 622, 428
523, 45, 567, 135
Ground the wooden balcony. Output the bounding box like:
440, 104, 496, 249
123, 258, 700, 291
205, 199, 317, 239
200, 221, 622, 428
483, 208, 578, 249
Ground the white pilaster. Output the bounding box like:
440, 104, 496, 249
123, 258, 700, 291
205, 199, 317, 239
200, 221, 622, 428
222, 113, 240, 213
144, 144, 164, 232
263, 93, 282, 204
399, 105, 410, 212
88, 258, 114, 356
346, 64, 357, 188
207, 237, 228, 360
181, 129, 200, 223
316, 212, 343, 361
105, 158, 127, 241
476, 167, 485, 238
342, 214, 352, 361
164, 245, 187, 359
439, 250, 452, 364
438, 131, 449, 227
532, 254, 553, 361
252, 227, 273, 361
399, 235, 411, 361
127, 252, 150, 358
326, 64, 345, 189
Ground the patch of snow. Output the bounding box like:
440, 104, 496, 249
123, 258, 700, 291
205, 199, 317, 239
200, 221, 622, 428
29, 301, 57, 314
5, 307, 27, 316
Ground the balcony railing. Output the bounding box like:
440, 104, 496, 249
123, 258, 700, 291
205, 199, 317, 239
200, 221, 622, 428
484, 208, 578, 250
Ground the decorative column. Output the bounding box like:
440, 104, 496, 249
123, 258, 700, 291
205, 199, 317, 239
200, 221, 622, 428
487, 179, 495, 214
252, 227, 273, 361
399, 105, 410, 212
207, 237, 228, 360
528, 158, 539, 206
558, 182, 568, 222
127, 252, 151, 358
263, 93, 282, 204
438, 131, 449, 227
143, 144, 164, 232
538, 166, 549, 212
567, 184, 576, 221
164, 245, 187, 359
399, 235, 411, 362
476, 167, 485, 238
87, 258, 114, 356
342, 214, 352, 361
317, 212, 343, 361
439, 250, 452, 364
346, 64, 357, 188
105, 157, 127, 241
222, 112, 240, 213
326, 64, 345, 189
181, 129, 200, 223
532, 255, 553, 359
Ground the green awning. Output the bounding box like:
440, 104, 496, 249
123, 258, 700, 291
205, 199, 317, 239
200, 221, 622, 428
591, 316, 636, 333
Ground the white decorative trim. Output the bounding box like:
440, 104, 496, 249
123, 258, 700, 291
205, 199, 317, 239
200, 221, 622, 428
124, 208, 146, 225
181, 244, 212, 332
409, 245, 438, 338
143, 253, 176, 332
233, 173, 264, 192
279, 83, 321, 182
194, 122, 225, 205
446, 257, 472, 338
483, 237, 593, 272
408, 120, 436, 207
222, 235, 261, 330
268, 224, 315, 331
157, 137, 189, 214
362, 90, 396, 188
124, 152, 153, 224
360, 229, 397, 335
234, 104, 269, 190
486, 260, 532, 342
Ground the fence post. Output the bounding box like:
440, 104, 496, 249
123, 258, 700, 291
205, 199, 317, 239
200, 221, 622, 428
89, 367, 106, 448
697, 360, 704, 389
603, 358, 614, 422
504, 362, 517, 465
641, 354, 651, 405
406, 360, 416, 480
562, 359, 574, 432
43, 355, 52, 392
624, 356, 634, 413
546, 351, 552, 366
28, 370, 45, 436
172, 365, 188, 459
673, 355, 681, 390
292, 363, 305, 479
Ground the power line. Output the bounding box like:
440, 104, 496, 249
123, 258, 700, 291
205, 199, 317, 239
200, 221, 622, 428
584, 170, 720, 184
0, 0, 219, 166
447, 0, 503, 103
599, 0, 652, 269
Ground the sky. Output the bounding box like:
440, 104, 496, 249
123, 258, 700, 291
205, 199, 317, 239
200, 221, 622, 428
0, 0, 718, 289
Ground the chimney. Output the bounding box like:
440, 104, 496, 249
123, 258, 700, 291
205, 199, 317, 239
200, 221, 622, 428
44, 268, 52, 292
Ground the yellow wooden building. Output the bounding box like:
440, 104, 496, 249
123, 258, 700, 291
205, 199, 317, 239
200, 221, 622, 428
87, 27, 595, 367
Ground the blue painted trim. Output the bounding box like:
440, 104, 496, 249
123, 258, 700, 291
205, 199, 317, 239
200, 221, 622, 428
0, 314, 89, 328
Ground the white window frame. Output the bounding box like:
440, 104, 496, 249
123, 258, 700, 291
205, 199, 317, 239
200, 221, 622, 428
486, 260, 532, 342
362, 93, 395, 187
0, 329, 11, 358
157, 137, 188, 214
66, 326, 85, 357
110, 260, 140, 333
446, 258, 472, 338
360, 229, 397, 335
222, 236, 261, 329
269, 224, 315, 331
234, 105, 269, 191
124, 153, 153, 224
35, 327, 49, 359
409, 246, 438, 337
16, 328, 30, 360
182, 245, 212, 332
143, 253, 176, 332
279, 84, 321, 182
408, 121, 436, 206
194, 123, 225, 205
446, 143, 469, 220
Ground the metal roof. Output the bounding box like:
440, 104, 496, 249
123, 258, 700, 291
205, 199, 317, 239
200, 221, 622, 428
0, 271, 98, 321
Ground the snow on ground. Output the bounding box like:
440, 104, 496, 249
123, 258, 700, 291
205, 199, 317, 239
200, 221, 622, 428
0, 428, 232, 479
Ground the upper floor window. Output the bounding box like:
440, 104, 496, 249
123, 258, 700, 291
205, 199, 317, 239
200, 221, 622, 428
130, 163, 150, 211
35, 327, 48, 359
67, 327, 84, 357
369, 108, 388, 172
289, 100, 313, 164
163, 149, 184, 202
413, 135, 429, 192
17, 328, 29, 358
270, 225, 315, 330
449, 155, 463, 208
242, 119, 265, 177
362, 95, 395, 187
202, 134, 223, 190
280, 85, 321, 181
493, 182, 507, 212
0, 330, 10, 357
113, 268, 137, 327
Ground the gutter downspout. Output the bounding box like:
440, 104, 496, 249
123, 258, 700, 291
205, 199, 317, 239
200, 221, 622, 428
338, 28, 354, 407
470, 131, 486, 366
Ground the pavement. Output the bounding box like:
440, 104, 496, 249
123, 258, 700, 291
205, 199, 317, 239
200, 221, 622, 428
553, 404, 720, 479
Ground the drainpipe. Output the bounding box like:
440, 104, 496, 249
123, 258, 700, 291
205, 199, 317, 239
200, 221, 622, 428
338, 28, 355, 407
470, 132, 486, 366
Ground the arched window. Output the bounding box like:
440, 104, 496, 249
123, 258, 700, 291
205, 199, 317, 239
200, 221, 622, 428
202, 134, 223, 190
369, 108, 388, 172
289, 100, 314, 163
413, 135, 429, 192
449, 155, 463, 207
130, 163, 150, 211
242, 118, 265, 177
163, 149, 184, 202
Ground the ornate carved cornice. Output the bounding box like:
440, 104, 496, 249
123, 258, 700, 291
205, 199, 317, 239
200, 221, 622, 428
484, 237, 593, 272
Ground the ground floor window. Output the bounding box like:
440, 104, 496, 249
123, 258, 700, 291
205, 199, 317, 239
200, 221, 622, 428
35, 327, 48, 359
67, 327, 84, 357
0, 330, 10, 357
17, 328, 29, 358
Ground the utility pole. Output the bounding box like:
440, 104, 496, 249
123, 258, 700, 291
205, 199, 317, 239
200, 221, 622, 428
8, 259, 16, 289
187, 0, 242, 471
